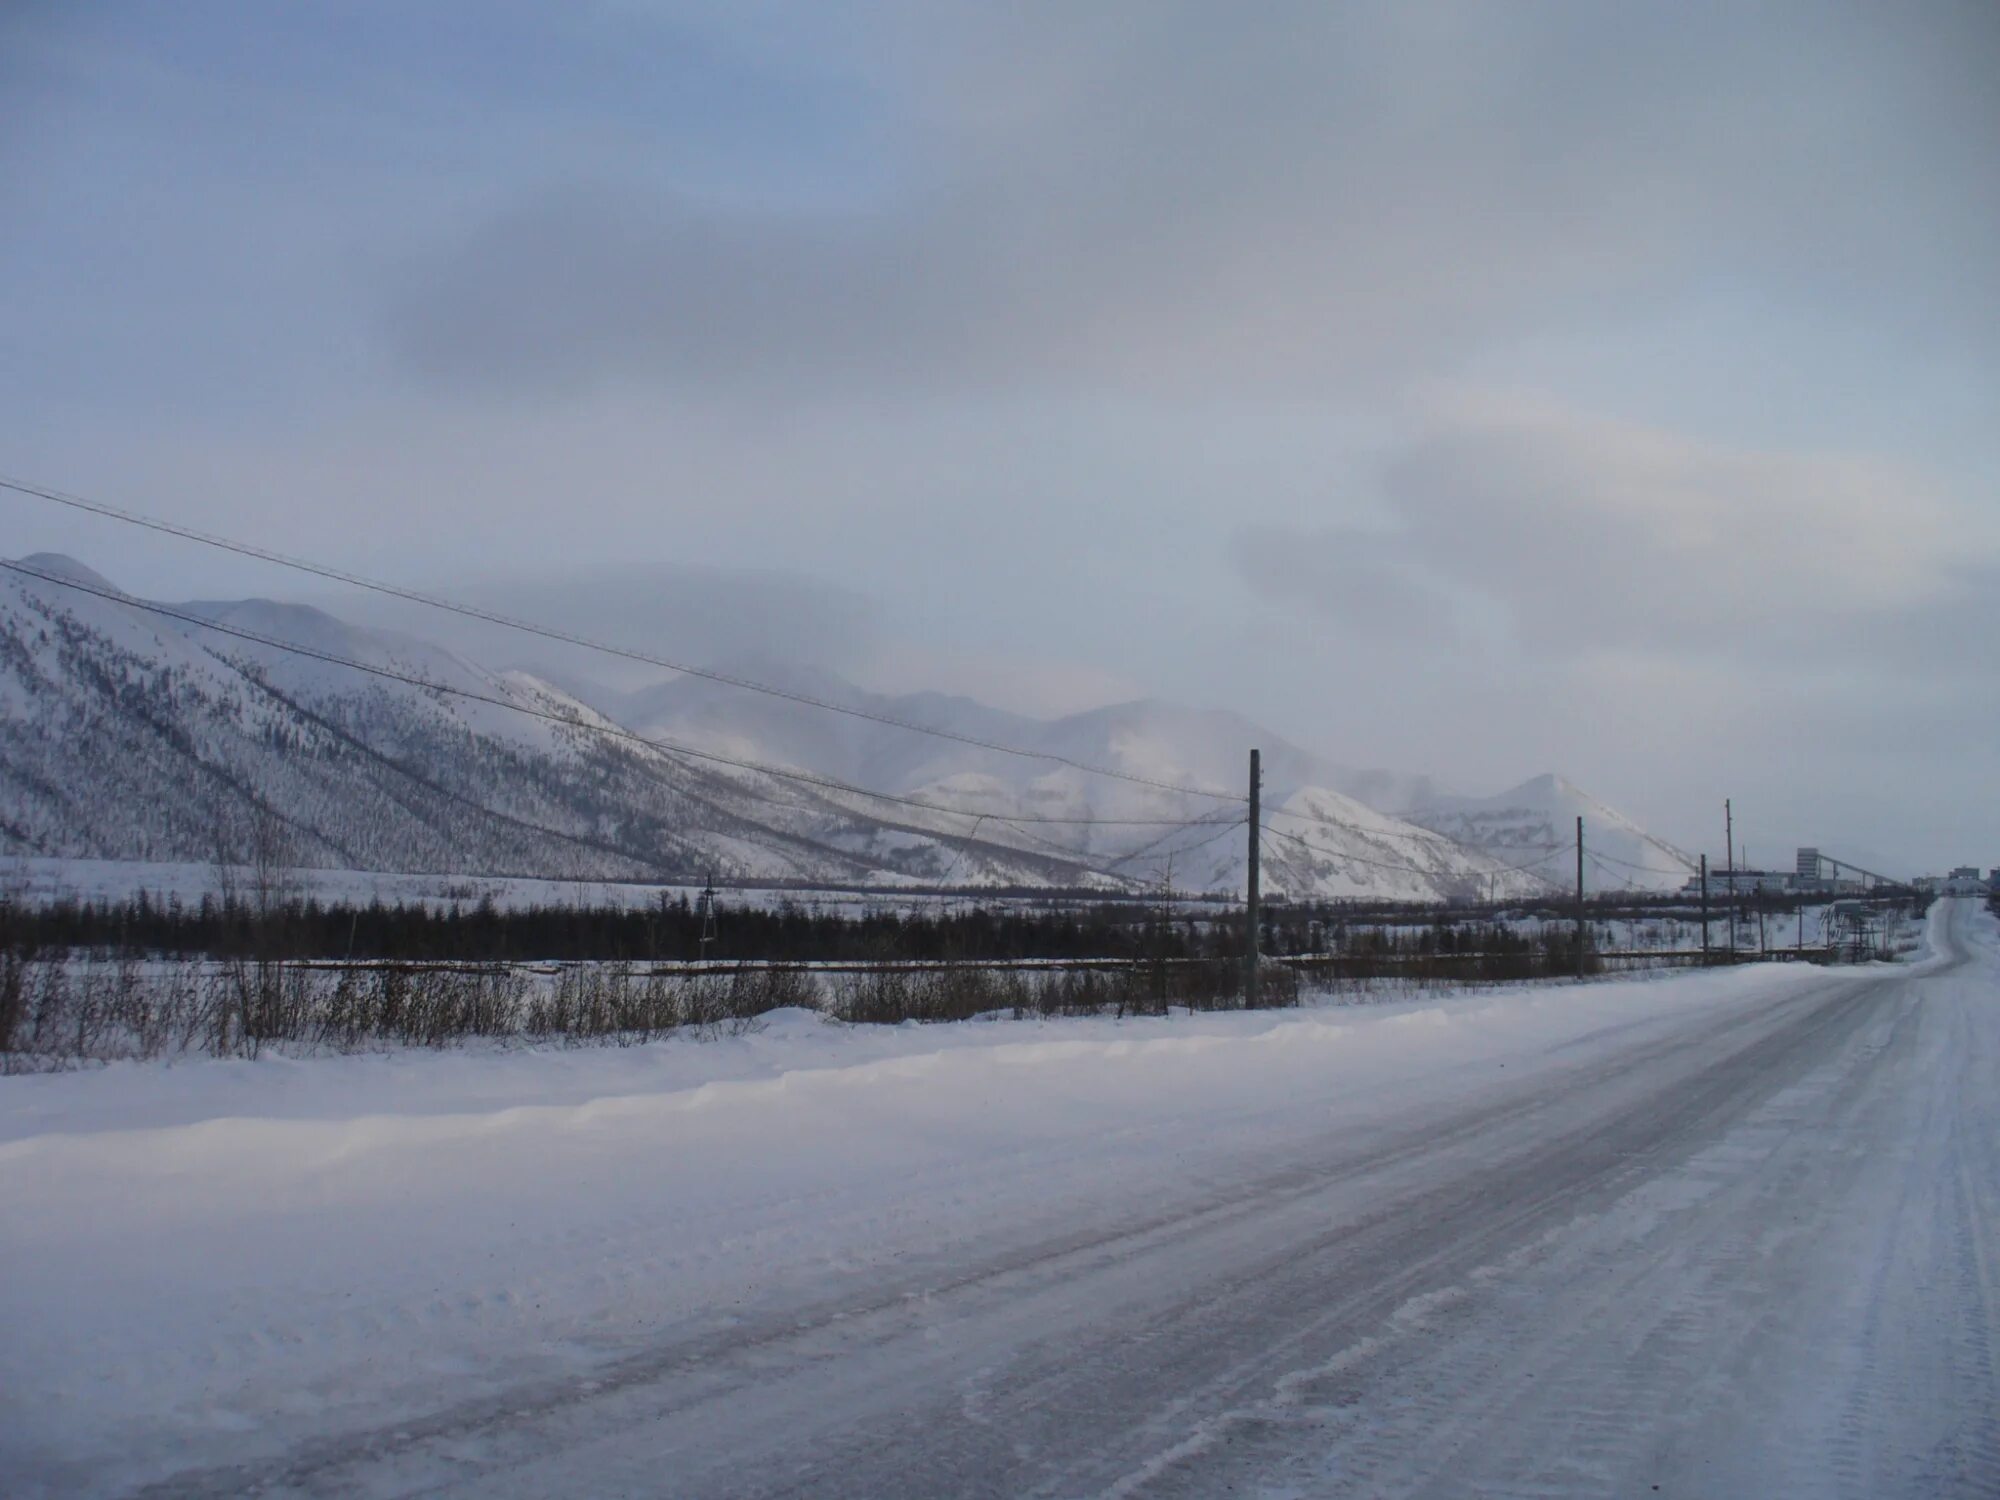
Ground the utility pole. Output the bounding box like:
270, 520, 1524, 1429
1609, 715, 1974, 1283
1575, 815, 1587, 979
1700, 853, 1710, 961
1246, 748, 1261, 1009
697, 873, 719, 964
1724, 799, 1737, 958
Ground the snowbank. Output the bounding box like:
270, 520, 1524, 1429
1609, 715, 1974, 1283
0, 957, 1869, 1495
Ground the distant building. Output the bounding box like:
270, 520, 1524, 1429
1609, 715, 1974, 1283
1681, 868, 1793, 896
1944, 867, 1986, 896
1797, 847, 1821, 882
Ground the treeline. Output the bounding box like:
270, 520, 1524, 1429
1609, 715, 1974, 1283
4, 889, 1648, 966
0, 884, 1764, 963
2, 891, 1234, 964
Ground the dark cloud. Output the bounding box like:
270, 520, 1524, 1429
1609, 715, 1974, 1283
382, 2, 2000, 397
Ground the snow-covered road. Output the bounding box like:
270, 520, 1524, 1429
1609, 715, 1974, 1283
3, 902, 1994, 1497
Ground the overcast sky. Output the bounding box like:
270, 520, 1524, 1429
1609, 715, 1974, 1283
4, 2, 1996, 870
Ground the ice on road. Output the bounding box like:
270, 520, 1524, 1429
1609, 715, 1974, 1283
2, 901, 1995, 1497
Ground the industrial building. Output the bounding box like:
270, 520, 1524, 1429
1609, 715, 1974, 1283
1678, 847, 1897, 900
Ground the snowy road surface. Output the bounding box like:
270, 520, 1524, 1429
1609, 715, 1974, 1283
3, 901, 1994, 1497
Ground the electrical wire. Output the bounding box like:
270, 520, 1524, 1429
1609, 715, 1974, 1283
1262, 823, 1474, 881
1584, 849, 1680, 890
0, 560, 1221, 835
6, 474, 1626, 883
0, 473, 1247, 804
1262, 821, 1571, 888
1268, 806, 1694, 884
1258, 803, 1579, 877
1580, 844, 1696, 875
1260, 801, 1511, 854
1117, 813, 1247, 874
934, 813, 990, 891
6, 477, 1674, 892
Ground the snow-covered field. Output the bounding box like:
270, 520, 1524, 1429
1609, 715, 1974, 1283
1, 903, 1988, 1497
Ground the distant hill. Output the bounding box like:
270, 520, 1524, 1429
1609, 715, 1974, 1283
1404, 774, 1698, 893
0, 555, 1684, 900
0, 557, 1095, 888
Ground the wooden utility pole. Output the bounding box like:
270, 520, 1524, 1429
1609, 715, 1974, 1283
1246, 748, 1261, 1009
1575, 815, 1587, 979
1700, 853, 1710, 960
1724, 799, 1737, 958
698, 873, 719, 960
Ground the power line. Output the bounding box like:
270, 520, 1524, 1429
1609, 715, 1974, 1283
933, 813, 989, 891
1262, 801, 1490, 850
1259, 824, 1446, 879
1280, 824, 1567, 881
0, 560, 1218, 838
3, 474, 1644, 888
1269, 804, 1695, 889
1261, 824, 1465, 881
1, 473, 1245, 804
1104, 811, 1247, 874
1266, 800, 1696, 882
1262, 822, 1571, 886
1259, 802, 1562, 870
1583, 850, 1679, 889
1581, 844, 1696, 875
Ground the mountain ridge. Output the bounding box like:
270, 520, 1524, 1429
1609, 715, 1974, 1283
0, 554, 1679, 899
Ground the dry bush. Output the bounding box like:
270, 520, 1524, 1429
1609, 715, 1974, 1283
827, 965, 1034, 1025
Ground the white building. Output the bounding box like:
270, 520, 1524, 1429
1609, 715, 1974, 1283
1679, 868, 1793, 897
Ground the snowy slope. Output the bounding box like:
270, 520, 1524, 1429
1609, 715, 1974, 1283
0, 555, 1685, 901
1405, 773, 1698, 893
625, 671, 1438, 815
1262, 785, 1560, 901
0, 558, 1101, 888
620, 676, 1489, 898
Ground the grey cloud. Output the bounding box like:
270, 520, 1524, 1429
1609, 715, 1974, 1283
337, 562, 884, 690
383, 2, 2000, 396
1233, 401, 2000, 675
1230, 526, 1463, 648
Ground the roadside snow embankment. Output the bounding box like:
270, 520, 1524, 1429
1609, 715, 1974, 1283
0, 960, 1857, 1495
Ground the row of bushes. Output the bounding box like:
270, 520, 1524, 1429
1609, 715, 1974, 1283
0, 955, 1305, 1070
7, 886, 1859, 966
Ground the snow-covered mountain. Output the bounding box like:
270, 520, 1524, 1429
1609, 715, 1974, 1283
0, 555, 1671, 901
0, 557, 1099, 889
1404, 774, 1699, 893
605, 669, 1545, 899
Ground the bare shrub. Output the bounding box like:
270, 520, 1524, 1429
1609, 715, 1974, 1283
0, 949, 1303, 1070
